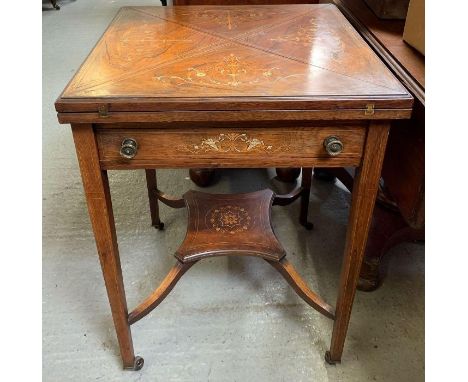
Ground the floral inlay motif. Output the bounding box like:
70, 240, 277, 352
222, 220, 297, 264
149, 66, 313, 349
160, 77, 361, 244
108, 25, 192, 69
209, 205, 251, 234
270, 19, 343, 60
177, 133, 289, 154
154, 53, 292, 88
179, 9, 281, 30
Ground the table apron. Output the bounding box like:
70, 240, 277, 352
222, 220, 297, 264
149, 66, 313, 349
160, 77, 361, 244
95, 126, 366, 169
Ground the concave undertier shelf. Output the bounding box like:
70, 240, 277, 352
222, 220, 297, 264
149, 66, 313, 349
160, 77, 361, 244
128, 189, 335, 327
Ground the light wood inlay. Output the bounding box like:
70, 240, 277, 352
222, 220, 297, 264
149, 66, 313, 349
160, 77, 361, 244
56, 4, 412, 117
96, 126, 366, 169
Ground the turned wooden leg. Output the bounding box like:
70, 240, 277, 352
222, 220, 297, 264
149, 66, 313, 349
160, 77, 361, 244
145, 169, 164, 230
313, 167, 336, 182
300, 167, 313, 230
189, 168, 216, 187
328, 168, 424, 291
358, 203, 424, 291
72, 124, 141, 370
326, 122, 390, 364
50, 0, 60, 10
275, 168, 301, 183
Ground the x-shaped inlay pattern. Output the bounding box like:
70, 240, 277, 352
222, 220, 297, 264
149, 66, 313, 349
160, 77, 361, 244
63, 5, 407, 99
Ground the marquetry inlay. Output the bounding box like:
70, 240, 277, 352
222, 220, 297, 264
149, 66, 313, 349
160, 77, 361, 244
154, 53, 291, 88
270, 19, 343, 57
177, 133, 289, 154
179, 8, 282, 30
60, 5, 410, 102
209, 205, 252, 234
108, 25, 194, 69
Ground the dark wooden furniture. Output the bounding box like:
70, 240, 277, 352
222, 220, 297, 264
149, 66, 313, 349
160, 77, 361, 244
330, 0, 425, 290
55, 5, 412, 370
50, 0, 60, 10
174, 0, 314, 4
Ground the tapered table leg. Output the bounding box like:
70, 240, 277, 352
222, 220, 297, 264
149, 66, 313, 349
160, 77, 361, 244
72, 124, 140, 370
145, 169, 164, 229
326, 122, 390, 364
300, 167, 313, 230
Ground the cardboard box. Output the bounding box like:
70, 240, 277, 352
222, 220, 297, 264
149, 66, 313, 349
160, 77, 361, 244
363, 0, 410, 19
403, 0, 425, 55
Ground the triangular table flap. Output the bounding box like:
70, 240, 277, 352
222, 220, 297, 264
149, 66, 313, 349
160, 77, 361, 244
237, 5, 406, 93
58, 5, 412, 114
63, 7, 225, 97
133, 4, 319, 38
67, 41, 401, 98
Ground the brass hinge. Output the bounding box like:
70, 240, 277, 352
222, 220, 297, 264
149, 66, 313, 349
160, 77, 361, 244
98, 105, 109, 118
365, 104, 375, 116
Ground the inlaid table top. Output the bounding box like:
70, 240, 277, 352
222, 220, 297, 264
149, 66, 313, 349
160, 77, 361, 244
55, 4, 412, 371
56, 4, 412, 115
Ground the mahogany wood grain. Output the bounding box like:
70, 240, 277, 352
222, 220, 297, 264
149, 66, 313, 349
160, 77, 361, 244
57, 108, 412, 124
357, 202, 424, 291
56, 96, 412, 113
128, 261, 196, 325
175, 189, 286, 262
382, 102, 424, 228
275, 168, 301, 183
272, 185, 304, 206
100, 157, 360, 170
155, 189, 186, 208
332, 0, 424, 97
55, 5, 412, 119
326, 121, 390, 363
71, 124, 136, 369
56, 4, 413, 369
96, 126, 366, 169
330, 0, 424, 290
174, 0, 316, 4
267, 258, 335, 319
300, 167, 313, 229
145, 169, 163, 229
189, 168, 216, 187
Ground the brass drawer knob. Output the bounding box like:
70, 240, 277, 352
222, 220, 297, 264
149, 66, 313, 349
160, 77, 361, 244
323, 136, 343, 156
120, 138, 138, 159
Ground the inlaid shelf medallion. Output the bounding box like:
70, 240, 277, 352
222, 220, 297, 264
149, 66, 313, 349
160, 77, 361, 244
209, 205, 252, 234
128, 189, 336, 330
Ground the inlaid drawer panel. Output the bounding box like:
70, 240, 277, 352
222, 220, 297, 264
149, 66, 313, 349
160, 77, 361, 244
96, 126, 366, 169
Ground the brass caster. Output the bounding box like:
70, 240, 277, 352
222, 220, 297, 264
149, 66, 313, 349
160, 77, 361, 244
133, 356, 144, 371
189, 168, 216, 187
301, 221, 314, 230
313, 168, 336, 183
275, 168, 301, 183
153, 221, 165, 230
324, 351, 339, 365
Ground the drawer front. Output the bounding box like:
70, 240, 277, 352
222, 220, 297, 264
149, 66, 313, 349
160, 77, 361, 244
96, 126, 366, 169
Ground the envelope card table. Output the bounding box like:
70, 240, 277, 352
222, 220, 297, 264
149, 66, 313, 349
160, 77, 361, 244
55, 4, 412, 370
